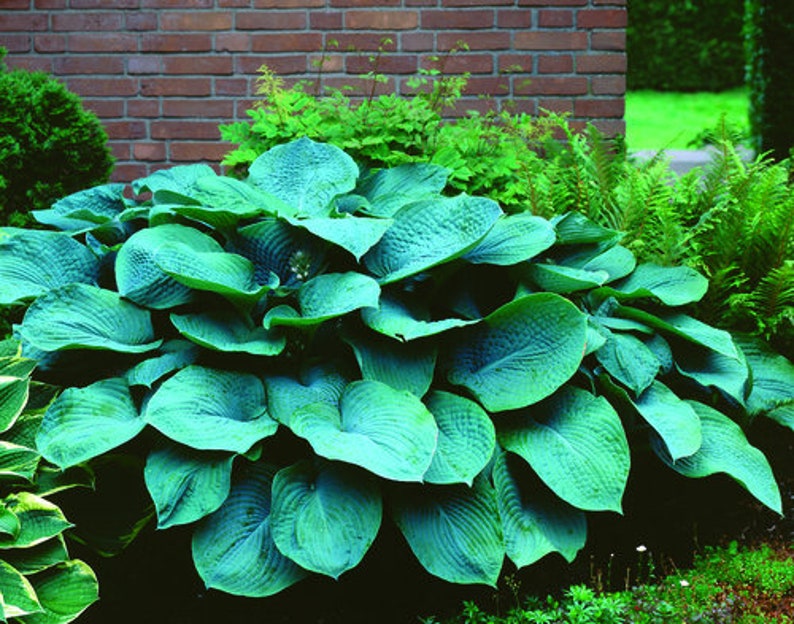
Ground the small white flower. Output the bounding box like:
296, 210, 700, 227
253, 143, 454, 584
636, 545, 647, 553
679, 579, 690, 587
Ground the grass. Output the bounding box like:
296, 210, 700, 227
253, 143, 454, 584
625, 88, 750, 150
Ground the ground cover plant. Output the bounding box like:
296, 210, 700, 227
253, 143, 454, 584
0, 138, 792, 605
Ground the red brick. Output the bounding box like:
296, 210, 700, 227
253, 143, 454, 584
126, 12, 158, 31
591, 75, 626, 95
170, 141, 229, 163
52, 13, 124, 31
71, 0, 139, 7
577, 9, 627, 28
538, 98, 574, 114
236, 11, 306, 30
104, 121, 148, 140
219, 0, 249, 6
111, 163, 149, 183
160, 12, 233, 31
595, 0, 626, 4
141, 0, 212, 6
34, 34, 66, 53
254, 0, 324, 6
438, 32, 511, 51
331, 0, 400, 5
3, 0, 33, 7
109, 142, 131, 161
35, 0, 67, 6
163, 57, 234, 75
515, 31, 587, 50
497, 9, 532, 28
67, 77, 138, 97
592, 31, 626, 51
441, 0, 513, 6
576, 53, 626, 73
401, 32, 434, 52
162, 99, 235, 118
251, 33, 323, 52
319, 75, 396, 97
151, 121, 221, 140
498, 54, 533, 73
141, 34, 213, 52
309, 53, 344, 73
574, 98, 624, 118
537, 54, 573, 74
590, 118, 625, 138
518, 0, 584, 4
140, 78, 212, 97
53, 56, 125, 74
462, 76, 510, 96
311, 11, 344, 29
236, 55, 307, 74
345, 11, 418, 30
422, 10, 494, 29
504, 99, 537, 115
6, 57, 52, 72
405, 0, 436, 5
128, 56, 163, 74
68, 33, 138, 53
216, 78, 250, 96
422, 53, 493, 74
514, 76, 587, 96
346, 54, 418, 75
216, 33, 250, 52
2, 34, 31, 52
0, 14, 47, 31
330, 33, 397, 52
134, 142, 168, 162
127, 99, 161, 117
538, 10, 573, 28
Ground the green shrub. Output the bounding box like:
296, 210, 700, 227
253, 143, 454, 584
0, 138, 791, 599
0, 48, 114, 228
0, 339, 98, 622
626, 0, 745, 92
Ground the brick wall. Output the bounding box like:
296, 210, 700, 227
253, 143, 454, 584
1, 0, 627, 182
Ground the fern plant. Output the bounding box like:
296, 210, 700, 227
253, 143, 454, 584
0, 139, 791, 600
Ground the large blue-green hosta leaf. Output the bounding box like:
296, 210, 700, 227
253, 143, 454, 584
145, 444, 234, 529
124, 340, 200, 388
16, 284, 159, 354
599, 264, 708, 306
631, 381, 702, 461
448, 293, 587, 412
363, 194, 502, 284
675, 344, 749, 407
192, 461, 307, 597
654, 401, 782, 514
32, 183, 127, 232
392, 477, 504, 586
36, 378, 144, 468
133, 163, 216, 195
289, 380, 437, 482
492, 452, 586, 568
285, 215, 392, 260
498, 387, 630, 512
144, 366, 277, 453
116, 224, 222, 309
528, 263, 610, 294
265, 366, 349, 427
356, 163, 450, 218
247, 138, 359, 217
423, 391, 495, 486
463, 214, 556, 265
0, 493, 73, 550
595, 330, 660, 396
561, 244, 636, 283
735, 335, 794, 430
551, 212, 621, 245
362, 296, 477, 342
171, 310, 285, 356
270, 460, 381, 579
23, 559, 98, 624
0, 231, 100, 305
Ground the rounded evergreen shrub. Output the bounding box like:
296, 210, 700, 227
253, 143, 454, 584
0, 48, 114, 227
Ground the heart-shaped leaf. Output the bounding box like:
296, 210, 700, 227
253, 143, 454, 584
528, 263, 610, 293
735, 335, 794, 421
676, 343, 750, 407
356, 162, 449, 217
133, 163, 216, 195
265, 365, 349, 427
362, 295, 478, 342
289, 380, 437, 482
144, 366, 277, 453
604, 263, 709, 306
192, 461, 307, 597
25, 559, 99, 624
285, 215, 392, 260
270, 460, 382, 579
448, 293, 587, 412
595, 330, 660, 396
0, 559, 42, 617
0, 493, 73, 549
464, 214, 556, 265
0, 442, 41, 482
36, 378, 144, 468
632, 381, 702, 461
171, 310, 285, 356
498, 387, 630, 512
124, 340, 200, 388
32, 183, 127, 231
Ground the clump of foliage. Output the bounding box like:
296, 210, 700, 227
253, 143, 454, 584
0, 138, 792, 599
0, 340, 98, 622
0, 47, 114, 228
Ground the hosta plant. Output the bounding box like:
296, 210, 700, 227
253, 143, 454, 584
1, 138, 792, 599
0, 340, 98, 622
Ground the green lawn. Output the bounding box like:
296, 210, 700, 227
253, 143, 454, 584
625, 88, 750, 150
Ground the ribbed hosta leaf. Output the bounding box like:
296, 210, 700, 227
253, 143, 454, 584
0, 559, 42, 618
362, 295, 477, 342
32, 183, 127, 232
124, 340, 200, 388
552, 212, 621, 245
16, 284, 159, 354
1, 536, 69, 575
562, 244, 636, 283
676, 344, 750, 406
289, 380, 437, 482
632, 381, 702, 461
144, 366, 277, 453
464, 214, 556, 265
735, 335, 794, 424
171, 310, 285, 356
604, 264, 709, 306
654, 401, 781, 514
0, 493, 72, 549
0, 230, 101, 306
0, 504, 20, 539
0, 375, 30, 433
528, 263, 609, 293
116, 224, 222, 309
346, 331, 437, 397
448, 293, 587, 412
498, 387, 630, 512
265, 272, 380, 328
270, 460, 381, 578
423, 391, 495, 485
363, 194, 502, 284
0, 442, 40, 482
391, 477, 504, 586
286, 215, 392, 260
36, 378, 144, 468
192, 461, 307, 597
596, 330, 660, 396
133, 163, 216, 195
24, 560, 98, 624
247, 138, 359, 217
492, 452, 586, 568
145, 444, 234, 529
265, 365, 349, 427
357, 163, 449, 217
